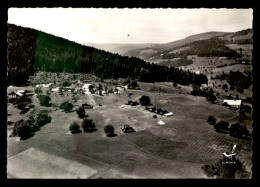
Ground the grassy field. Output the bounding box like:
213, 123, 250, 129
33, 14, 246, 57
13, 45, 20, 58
7, 75, 252, 178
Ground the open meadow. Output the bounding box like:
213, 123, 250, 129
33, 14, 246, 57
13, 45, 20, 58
7, 73, 252, 178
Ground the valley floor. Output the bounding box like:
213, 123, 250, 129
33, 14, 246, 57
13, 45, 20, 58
7, 81, 252, 179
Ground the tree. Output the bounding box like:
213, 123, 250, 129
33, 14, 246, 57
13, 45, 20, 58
104, 85, 108, 93
16, 120, 31, 140
139, 95, 151, 106
173, 82, 178, 88
206, 92, 217, 103
236, 86, 244, 94
207, 116, 217, 125
88, 85, 94, 93
62, 81, 71, 87
34, 87, 43, 95
127, 80, 139, 89
76, 106, 85, 118
202, 157, 250, 179
222, 84, 228, 90
230, 85, 235, 90
35, 112, 52, 127
214, 120, 229, 133
98, 84, 103, 91
38, 95, 51, 107
104, 124, 116, 137
81, 118, 97, 132
60, 101, 73, 112
69, 122, 81, 134
229, 123, 250, 138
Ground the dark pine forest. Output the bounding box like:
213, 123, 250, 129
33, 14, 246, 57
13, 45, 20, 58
7, 24, 208, 86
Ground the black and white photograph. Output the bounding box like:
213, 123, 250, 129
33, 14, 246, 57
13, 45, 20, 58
6, 8, 253, 179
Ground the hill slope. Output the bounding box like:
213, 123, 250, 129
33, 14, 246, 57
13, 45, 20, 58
7, 24, 208, 86
123, 29, 252, 67
123, 32, 230, 60
83, 43, 157, 54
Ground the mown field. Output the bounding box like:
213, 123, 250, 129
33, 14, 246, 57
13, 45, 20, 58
7, 75, 252, 178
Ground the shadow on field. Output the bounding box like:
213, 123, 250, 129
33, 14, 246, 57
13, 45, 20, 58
84, 129, 98, 133
230, 135, 252, 140
106, 134, 117, 137
71, 129, 82, 134
214, 130, 229, 134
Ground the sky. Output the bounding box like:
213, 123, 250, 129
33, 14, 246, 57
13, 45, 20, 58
8, 8, 253, 44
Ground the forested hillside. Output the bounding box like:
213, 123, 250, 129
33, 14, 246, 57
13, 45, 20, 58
158, 38, 241, 60
7, 24, 37, 86
35, 31, 82, 73
7, 24, 208, 86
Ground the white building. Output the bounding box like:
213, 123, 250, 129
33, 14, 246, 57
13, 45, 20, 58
158, 120, 165, 125
223, 100, 242, 108
82, 83, 92, 94
163, 112, 173, 117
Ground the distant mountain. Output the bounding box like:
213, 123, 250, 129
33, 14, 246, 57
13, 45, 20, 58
123, 31, 231, 60
158, 32, 230, 51
123, 29, 252, 67
83, 43, 157, 54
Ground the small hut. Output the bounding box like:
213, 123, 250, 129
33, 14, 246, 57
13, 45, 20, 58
121, 125, 136, 133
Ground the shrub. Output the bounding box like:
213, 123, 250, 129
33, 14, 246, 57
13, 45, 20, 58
139, 95, 151, 106
34, 87, 42, 95
76, 106, 85, 118
60, 101, 73, 112
62, 81, 71, 87
104, 124, 115, 137
81, 118, 97, 133
214, 120, 229, 132
69, 122, 81, 134
108, 88, 114, 94
38, 95, 51, 107
72, 95, 77, 102
222, 102, 230, 107
207, 116, 216, 125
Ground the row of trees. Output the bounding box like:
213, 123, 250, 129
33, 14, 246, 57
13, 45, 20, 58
207, 116, 250, 139
211, 70, 252, 93
12, 111, 52, 140
190, 85, 217, 103
72, 106, 116, 137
